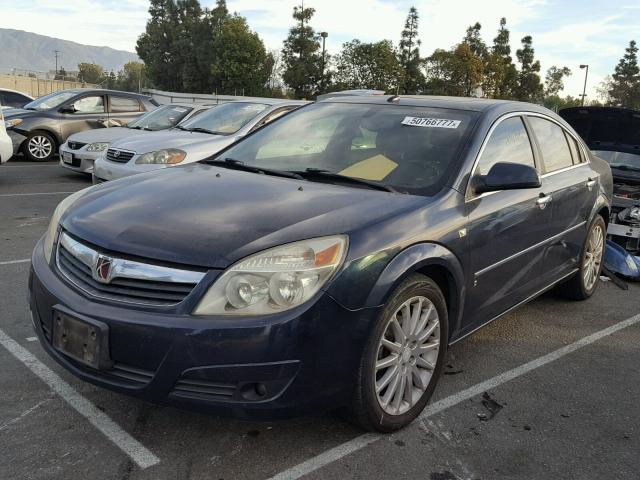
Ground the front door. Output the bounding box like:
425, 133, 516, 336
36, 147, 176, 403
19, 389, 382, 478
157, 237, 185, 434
59, 94, 108, 141
463, 115, 552, 330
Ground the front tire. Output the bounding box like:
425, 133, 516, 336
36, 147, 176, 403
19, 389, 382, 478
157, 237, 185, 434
352, 274, 448, 432
558, 215, 606, 300
23, 131, 56, 162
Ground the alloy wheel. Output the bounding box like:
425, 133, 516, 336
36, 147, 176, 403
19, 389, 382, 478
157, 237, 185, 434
583, 224, 604, 291
28, 135, 53, 159
374, 295, 440, 415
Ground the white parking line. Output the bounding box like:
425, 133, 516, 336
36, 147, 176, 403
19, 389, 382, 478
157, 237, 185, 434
268, 313, 640, 480
0, 328, 160, 469
0, 191, 75, 197
0, 259, 30, 266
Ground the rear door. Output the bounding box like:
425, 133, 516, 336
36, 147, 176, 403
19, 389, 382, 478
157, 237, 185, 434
526, 115, 596, 282
107, 95, 144, 127
464, 115, 552, 328
58, 93, 108, 141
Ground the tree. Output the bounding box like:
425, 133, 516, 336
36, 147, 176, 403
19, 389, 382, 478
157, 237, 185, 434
608, 40, 640, 108
136, 0, 182, 91
77, 63, 105, 84
398, 7, 425, 94
484, 17, 518, 99
210, 15, 273, 96
333, 39, 401, 92
117, 62, 147, 92
544, 66, 572, 97
281, 4, 324, 98
514, 35, 542, 101
424, 43, 483, 97
463, 22, 488, 59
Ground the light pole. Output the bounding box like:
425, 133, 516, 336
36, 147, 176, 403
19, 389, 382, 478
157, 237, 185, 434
320, 31, 328, 93
579, 64, 589, 106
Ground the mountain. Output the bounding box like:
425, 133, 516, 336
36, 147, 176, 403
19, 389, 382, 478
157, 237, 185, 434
0, 29, 140, 74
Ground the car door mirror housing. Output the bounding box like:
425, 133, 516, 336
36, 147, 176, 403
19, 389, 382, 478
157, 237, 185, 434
473, 162, 541, 195
59, 104, 76, 114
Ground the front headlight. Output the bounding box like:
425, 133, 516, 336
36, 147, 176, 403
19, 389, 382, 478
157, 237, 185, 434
135, 149, 186, 165
193, 236, 348, 316
4, 118, 22, 129
43, 188, 90, 264
86, 142, 109, 152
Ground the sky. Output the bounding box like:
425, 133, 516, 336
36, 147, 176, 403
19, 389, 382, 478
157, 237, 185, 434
0, 0, 638, 100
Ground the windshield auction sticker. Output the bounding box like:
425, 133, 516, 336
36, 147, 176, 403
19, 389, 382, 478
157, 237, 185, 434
401, 117, 461, 129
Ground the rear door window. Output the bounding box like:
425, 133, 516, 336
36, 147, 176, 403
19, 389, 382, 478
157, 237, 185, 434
565, 132, 583, 164
476, 116, 535, 176
110, 96, 142, 113
528, 117, 573, 173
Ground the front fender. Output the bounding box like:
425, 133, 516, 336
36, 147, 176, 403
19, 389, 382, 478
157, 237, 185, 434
326, 242, 465, 335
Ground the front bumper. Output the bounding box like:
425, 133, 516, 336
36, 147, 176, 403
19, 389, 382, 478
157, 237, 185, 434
93, 157, 165, 182
59, 144, 100, 174
29, 237, 378, 419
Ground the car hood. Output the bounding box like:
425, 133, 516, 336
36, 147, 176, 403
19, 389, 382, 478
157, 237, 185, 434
110, 129, 228, 154
559, 106, 640, 155
3, 108, 43, 119
67, 127, 149, 144
62, 163, 425, 269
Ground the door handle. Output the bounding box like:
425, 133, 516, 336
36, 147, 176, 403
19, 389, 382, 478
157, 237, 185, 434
536, 193, 553, 210
586, 178, 596, 190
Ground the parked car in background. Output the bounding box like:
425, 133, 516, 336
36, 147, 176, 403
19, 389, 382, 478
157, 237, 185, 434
3, 89, 158, 162
560, 106, 640, 278
0, 88, 34, 110
92, 99, 309, 182
0, 103, 12, 164
30, 96, 611, 431
59, 103, 215, 174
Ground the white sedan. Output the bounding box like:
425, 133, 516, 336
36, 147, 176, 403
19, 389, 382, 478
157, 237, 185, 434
93, 99, 309, 183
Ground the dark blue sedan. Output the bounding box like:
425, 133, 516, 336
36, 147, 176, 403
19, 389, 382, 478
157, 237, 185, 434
29, 95, 613, 431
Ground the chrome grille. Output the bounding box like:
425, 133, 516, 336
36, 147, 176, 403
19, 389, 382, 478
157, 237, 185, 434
68, 141, 87, 150
56, 232, 206, 306
106, 148, 135, 163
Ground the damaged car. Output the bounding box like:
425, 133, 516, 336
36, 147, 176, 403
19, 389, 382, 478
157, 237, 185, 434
560, 106, 640, 278
30, 96, 611, 431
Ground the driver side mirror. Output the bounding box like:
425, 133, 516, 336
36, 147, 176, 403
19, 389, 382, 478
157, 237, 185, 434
59, 104, 76, 114
473, 162, 541, 195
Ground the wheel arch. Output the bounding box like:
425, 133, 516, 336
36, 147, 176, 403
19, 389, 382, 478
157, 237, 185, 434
364, 243, 466, 340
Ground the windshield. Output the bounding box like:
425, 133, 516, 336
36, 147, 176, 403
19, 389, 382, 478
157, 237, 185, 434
23, 90, 78, 111
179, 102, 267, 135
593, 150, 640, 171
215, 103, 479, 195
128, 104, 194, 131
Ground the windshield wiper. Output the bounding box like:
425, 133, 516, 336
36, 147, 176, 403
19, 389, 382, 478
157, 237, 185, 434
186, 127, 219, 135
203, 158, 304, 180
293, 168, 397, 193
174, 125, 189, 131
128, 125, 142, 130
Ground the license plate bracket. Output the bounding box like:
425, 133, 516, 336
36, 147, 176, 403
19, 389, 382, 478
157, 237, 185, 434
52, 310, 112, 370
62, 151, 74, 164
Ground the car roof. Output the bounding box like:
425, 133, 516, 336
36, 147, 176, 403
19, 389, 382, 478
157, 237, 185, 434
0, 88, 34, 98
54, 88, 152, 99
319, 94, 549, 113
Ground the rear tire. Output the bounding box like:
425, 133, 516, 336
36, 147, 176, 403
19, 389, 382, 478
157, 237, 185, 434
557, 215, 606, 300
22, 131, 56, 162
351, 273, 448, 432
